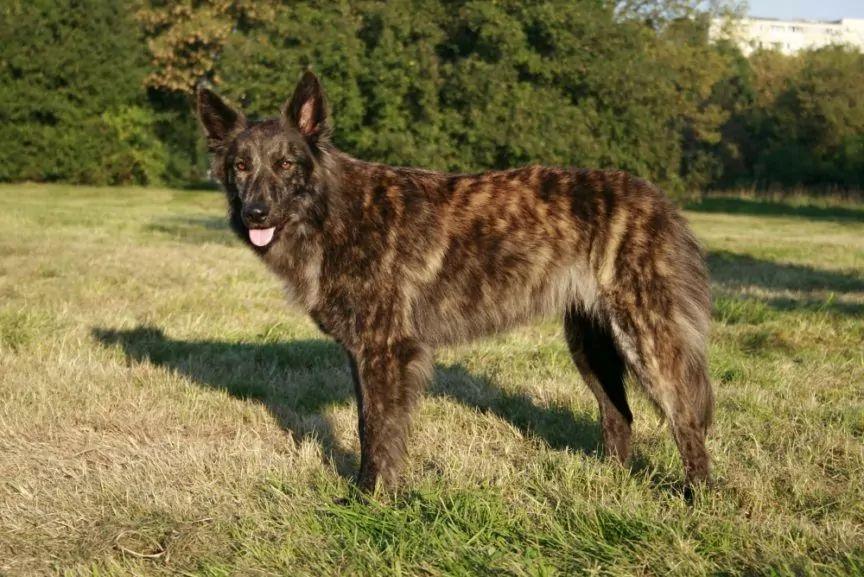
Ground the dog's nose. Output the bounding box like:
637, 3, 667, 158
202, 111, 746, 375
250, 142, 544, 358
242, 202, 269, 225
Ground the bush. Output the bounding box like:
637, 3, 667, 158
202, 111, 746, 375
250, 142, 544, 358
0, 0, 163, 184
1, 1, 861, 193
208, 1, 731, 195
716, 47, 864, 191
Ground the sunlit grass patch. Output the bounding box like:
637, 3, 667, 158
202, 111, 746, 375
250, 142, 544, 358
0, 184, 862, 576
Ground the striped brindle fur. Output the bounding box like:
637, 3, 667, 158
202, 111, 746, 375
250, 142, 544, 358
197, 71, 714, 492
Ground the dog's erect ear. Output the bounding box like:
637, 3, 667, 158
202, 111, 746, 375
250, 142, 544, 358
282, 71, 329, 141
197, 88, 246, 151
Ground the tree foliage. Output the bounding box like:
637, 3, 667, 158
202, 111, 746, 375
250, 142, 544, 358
717, 47, 864, 189
1, 0, 861, 192
0, 0, 164, 184
136, 0, 278, 92
159, 0, 735, 193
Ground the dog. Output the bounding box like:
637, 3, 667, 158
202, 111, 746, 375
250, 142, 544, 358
196, 71, 713, 491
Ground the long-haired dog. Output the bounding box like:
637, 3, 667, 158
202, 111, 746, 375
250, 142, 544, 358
197, 71, 713, 491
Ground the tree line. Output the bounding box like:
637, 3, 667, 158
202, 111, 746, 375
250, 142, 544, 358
1, 0, 862, 196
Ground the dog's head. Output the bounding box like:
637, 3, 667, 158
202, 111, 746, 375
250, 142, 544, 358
197, 71, 334, 249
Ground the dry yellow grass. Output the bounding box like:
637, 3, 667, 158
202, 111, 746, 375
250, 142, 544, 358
0, 184, 862, 576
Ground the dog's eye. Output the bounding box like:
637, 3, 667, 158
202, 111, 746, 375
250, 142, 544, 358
278, 159, 293, 170
235, 160, 248, 172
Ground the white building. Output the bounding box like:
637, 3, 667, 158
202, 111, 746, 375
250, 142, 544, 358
710, 17, 864, 55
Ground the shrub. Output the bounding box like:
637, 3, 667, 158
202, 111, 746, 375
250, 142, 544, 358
0, 0, 162, 184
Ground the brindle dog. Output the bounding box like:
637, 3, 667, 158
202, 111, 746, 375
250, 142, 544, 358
197, 71, 713, 492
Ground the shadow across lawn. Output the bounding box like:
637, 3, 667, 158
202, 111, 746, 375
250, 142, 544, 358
431, 365, 600, 454
708, 250, 864, 295
93, 326, 601, 481
708, 250, 864, 317
94, 325, 359, 476
687, 196, 864, 222
144, 215, 235, 245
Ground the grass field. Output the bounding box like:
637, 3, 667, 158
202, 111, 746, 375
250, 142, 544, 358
1, 184, 862, 576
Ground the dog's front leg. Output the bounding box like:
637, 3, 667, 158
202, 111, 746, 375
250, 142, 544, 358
348, 339, 432, 491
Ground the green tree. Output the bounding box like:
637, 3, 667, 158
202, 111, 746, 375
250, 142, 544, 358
718, 47, 864, 190
140, 0, 737, 193
0, 0, 164, 184
216, 1, 366, 153
136, 0, 278, 93
769, 47, 864, 188
13, 0, 858, 193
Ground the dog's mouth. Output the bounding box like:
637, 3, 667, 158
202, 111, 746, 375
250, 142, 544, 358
248, 226, 276, 247
247, 219, 289, 248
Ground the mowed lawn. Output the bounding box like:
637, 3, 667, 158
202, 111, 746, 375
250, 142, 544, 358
0, 183, 862, 577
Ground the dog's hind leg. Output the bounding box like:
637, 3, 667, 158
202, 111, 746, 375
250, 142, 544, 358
648, 353, 712, 486
564, 307, 633, 462
607, 306, 713, 487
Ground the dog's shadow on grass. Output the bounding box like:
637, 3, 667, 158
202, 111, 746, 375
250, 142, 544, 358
94, 325, 360, 477
431, 366, 600, 453
92, 326, 600, 482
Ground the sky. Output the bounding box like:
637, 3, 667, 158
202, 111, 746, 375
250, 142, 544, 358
747, 0, 864, 21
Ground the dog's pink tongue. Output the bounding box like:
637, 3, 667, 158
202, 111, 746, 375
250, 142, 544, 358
249, 227, 276, 247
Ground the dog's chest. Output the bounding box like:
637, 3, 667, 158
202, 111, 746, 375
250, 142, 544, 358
262, 237, 323, 312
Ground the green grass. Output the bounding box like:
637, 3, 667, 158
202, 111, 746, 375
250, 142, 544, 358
1, 183, 862, 576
